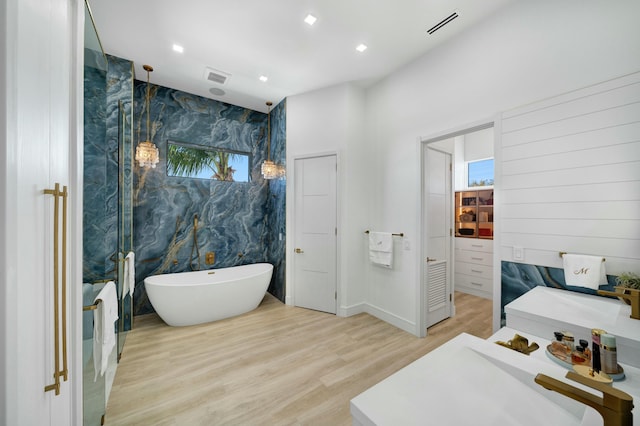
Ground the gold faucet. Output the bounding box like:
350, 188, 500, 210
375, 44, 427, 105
598, 287, 640, 320
535, 371, 633, 426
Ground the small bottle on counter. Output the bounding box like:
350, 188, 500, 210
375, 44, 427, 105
562, 331, 575, 353
571, 346, 588, 365
551, 331, 568, 360
591, 328, 606, 373
579, 339, 591, 362
600, 333, 618, 375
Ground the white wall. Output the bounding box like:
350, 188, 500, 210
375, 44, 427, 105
286, 0, 640, 336
363, 0, 640, 334
286, 83, 370, 314
464, 128, 493, 163
498, 72, 640, 274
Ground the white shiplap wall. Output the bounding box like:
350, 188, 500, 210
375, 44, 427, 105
497, 71, 640, 275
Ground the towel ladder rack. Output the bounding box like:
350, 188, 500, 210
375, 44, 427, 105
559, 251, 606, 262
365, 230, 404, 237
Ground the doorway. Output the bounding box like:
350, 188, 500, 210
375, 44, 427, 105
423, 146, 452, 327
292, 154, 338, 314
420, 124, 495, 334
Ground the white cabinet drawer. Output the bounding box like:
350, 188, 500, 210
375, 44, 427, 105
455, 273, 492, 293
455, 249, 493, 266
456, 262, 492, 278
455, 237, 493, 252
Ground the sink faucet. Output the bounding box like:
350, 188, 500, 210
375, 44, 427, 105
598, 287, 640, 320
535, 371, 633, 426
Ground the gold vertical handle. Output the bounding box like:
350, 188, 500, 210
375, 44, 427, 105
44, 183, 61, 394
61, 185, 68, 382
43, 183, 68, 395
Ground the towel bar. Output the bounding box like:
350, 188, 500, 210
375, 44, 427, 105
559, 251, 605, 262
83, 300, 102, 311
365, 230, 404, 237
90, 279, 114, 284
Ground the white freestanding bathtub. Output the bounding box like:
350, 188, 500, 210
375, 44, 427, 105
144, 263, 273, 326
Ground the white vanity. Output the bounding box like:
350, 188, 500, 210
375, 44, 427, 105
505, 286, 640, 368
350, 327, 640, 425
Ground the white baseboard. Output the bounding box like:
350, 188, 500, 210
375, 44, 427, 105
364, 304, 416, 335
291, 299, 416, 336
338, 302, 366, 317
285, 295, 293, 306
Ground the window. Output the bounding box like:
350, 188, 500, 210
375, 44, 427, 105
167, 141, 250, 182
467, 158, 494, 188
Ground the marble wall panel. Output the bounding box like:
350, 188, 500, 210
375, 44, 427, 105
500, 261, 617, 325
83, 59, 108, 282
266, 100, 286, 301
132, 83, 286, 316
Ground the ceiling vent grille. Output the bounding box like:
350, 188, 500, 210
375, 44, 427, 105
204, 67, 231, 85
427, 11, 459, 35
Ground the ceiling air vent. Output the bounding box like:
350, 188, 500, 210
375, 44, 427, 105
427, 11, 459, 35
204, 67, 231, 85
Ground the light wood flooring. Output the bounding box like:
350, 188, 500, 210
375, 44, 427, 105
105, 292, 492, 425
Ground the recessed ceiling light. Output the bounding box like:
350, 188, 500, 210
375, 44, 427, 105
304, 14, 317, 26
356, 44, 368, 53
172, 44, 184, 53
259, 75, 268, 82
209, 87, 225, 96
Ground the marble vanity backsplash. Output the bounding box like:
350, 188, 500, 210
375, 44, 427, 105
501, 261, 617, 324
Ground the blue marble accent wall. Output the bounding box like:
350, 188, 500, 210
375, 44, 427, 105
501, 261, 617, 325
83, 54, 134, 328
132, 83, 286, 316
266, 100, 286, 301
83, 52, 108, 281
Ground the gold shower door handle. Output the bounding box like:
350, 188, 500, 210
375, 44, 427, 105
44, 183, 68, 395
295, 248, 304, 254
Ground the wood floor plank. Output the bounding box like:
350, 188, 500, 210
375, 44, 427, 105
104, 292, 492, 425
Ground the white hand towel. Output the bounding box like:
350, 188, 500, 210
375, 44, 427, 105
93, 281, 119, 381
562, 253, 607, 290
122, 251, 135, 299
369, 232, 393, 268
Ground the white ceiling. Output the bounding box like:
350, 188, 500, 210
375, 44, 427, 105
88, 0, 514, 113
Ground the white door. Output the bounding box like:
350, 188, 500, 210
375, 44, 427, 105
293, 155, 337, 314
424, 147, 452, 328
1, 0, 80, 424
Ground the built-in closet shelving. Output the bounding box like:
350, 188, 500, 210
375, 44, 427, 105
454, 190, 493, 239
454, 190, 494, 300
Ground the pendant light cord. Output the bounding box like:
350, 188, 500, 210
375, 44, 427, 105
143, 64, 154, 141
266, 101, 272, 161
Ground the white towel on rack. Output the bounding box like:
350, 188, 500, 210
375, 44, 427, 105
562, 253, 607, 290
122, 251, 135, 299
93, 281, 119, 381
369, 232, 394, 268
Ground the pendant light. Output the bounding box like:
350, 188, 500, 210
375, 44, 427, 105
261, 101, 279, 179
135, 64, 160, 168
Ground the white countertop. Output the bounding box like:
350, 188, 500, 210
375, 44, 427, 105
505, 286, 640, 368
351, 328, 640, 426
492, 327, 640, 401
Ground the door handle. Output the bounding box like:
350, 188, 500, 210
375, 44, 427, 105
426, 257, 437, 262
44, 183, 69, 395
295, 248, 304, 254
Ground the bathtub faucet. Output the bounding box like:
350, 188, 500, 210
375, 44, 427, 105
190, 214, 201, 271
535, 371, 633, 426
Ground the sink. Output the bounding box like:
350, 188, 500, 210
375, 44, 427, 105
351, 333, 601, 426
467, 344, 603, 426
505, 286, 640, 368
